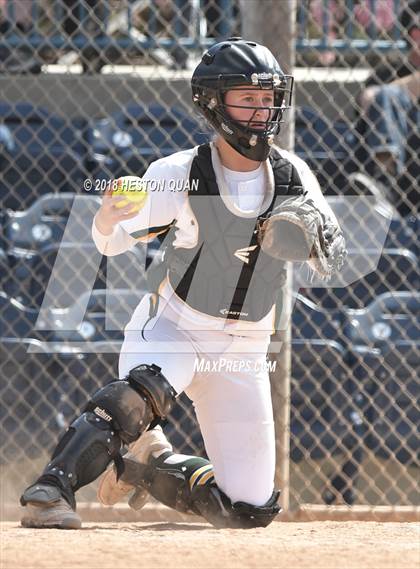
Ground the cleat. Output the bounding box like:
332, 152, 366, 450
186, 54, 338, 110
20, 484, 81, 529
97, 425, 172, 509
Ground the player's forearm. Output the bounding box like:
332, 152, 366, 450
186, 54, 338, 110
92, 214, 137, 256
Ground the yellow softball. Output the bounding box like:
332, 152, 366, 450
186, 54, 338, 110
112, 176, 148, 212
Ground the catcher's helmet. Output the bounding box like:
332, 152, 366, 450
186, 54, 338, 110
191, 37, 293, 161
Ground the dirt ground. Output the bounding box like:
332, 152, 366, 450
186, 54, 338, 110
1, 521, 419, 569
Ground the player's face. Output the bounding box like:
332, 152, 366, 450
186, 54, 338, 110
224, 87, 274, 130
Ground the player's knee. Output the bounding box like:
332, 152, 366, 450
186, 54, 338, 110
87, 363, 176, 444
191, 484, 281, 529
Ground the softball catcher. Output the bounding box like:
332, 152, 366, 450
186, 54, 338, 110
20, 38, 346, 530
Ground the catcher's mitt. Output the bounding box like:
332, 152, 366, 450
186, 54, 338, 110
257, 194, 347, 280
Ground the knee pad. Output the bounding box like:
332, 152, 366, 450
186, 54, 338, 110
126, 363, 177, 420
191, 485, 281, 529
86, 379, 155, 444
86, 363, 176, 444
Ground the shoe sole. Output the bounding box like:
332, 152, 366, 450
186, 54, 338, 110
20, 517, 82, 529
20, 501, 82, 530
21, 516, 81, 530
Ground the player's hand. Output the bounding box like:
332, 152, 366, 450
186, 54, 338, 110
94, 187, 141, 235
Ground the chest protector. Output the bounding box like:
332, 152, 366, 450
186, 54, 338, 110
162, 143, 304, 322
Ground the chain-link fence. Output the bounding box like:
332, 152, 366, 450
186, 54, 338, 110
0, 0, 418, 519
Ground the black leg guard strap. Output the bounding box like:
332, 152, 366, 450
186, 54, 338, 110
191, 486, 281, 529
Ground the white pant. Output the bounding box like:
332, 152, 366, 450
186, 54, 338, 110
119, 292, 275, 506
